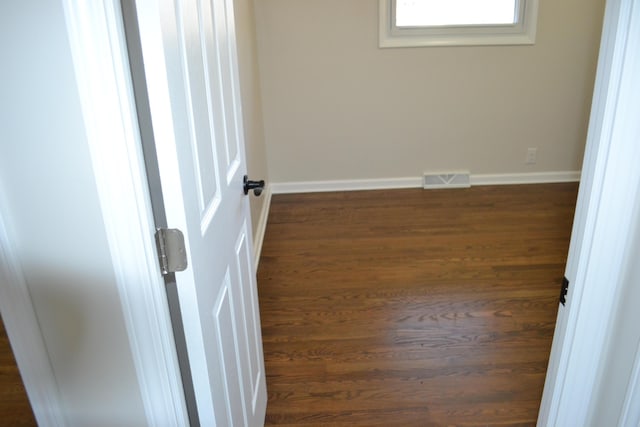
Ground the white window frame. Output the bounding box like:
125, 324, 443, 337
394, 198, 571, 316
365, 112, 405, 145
379, 0, 538, 48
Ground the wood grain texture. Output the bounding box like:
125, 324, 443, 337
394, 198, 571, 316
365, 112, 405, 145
0, 316, 37, 427
257, 183, 578, 427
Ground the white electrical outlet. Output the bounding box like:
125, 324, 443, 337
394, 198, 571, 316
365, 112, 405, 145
526, 147, 537, 164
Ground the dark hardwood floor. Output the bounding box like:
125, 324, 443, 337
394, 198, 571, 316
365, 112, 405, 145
257, 183, 578, 427
0, 316, 37, 427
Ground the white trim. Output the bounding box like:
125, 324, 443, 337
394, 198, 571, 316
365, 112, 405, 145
0, 214, 66, 427
61, 1, 189, 426
272, 177, 422, 194
538, 0, 640, 424
252, 186, 272, 272
379, 0, 538, 48
270, 172, 580, 194
538, 0, 624, 418
470, 171, 581, 185
619, 339, 640, 427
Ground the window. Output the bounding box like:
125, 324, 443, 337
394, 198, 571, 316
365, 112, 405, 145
379, 0, 538, 47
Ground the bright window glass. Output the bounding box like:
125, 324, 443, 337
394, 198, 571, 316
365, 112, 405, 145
395, 0, 518, 27
379, 0, 537, 47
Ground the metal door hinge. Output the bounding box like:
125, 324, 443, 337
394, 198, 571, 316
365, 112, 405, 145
560, 276, 569, 306
155, 228, 188, 275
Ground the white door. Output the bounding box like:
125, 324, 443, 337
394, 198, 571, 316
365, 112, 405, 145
129, 0, 267, 425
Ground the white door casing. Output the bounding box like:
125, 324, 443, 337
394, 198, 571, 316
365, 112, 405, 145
538, 0, 640, 425
131, 0, 267, 425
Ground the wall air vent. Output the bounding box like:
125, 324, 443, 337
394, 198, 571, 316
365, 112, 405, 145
423, 171, 471, 189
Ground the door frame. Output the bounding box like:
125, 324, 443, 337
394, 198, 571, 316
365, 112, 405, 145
538, 0, 640, 425
60, 1, 190, 425
1, 0, 259, 424
1, 0, 639, 425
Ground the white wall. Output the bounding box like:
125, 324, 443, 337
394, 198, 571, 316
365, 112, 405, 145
235, 0, 270, 235
0, 1, 147, 425
254, 0, 606, 183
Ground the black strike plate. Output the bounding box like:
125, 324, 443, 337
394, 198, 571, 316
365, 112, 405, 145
560, 276, 569, 306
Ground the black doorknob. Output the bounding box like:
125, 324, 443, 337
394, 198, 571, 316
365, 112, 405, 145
243, 175, 265, 196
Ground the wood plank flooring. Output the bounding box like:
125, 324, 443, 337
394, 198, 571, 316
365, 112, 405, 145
257, 183, 578, 427
0, 316, 37, 427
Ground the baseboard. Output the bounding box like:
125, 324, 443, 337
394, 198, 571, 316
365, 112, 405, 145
270, 172, 581, 194
471, 171, 581, 185
270, 177, 422, 194
253, 185, 272, 272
